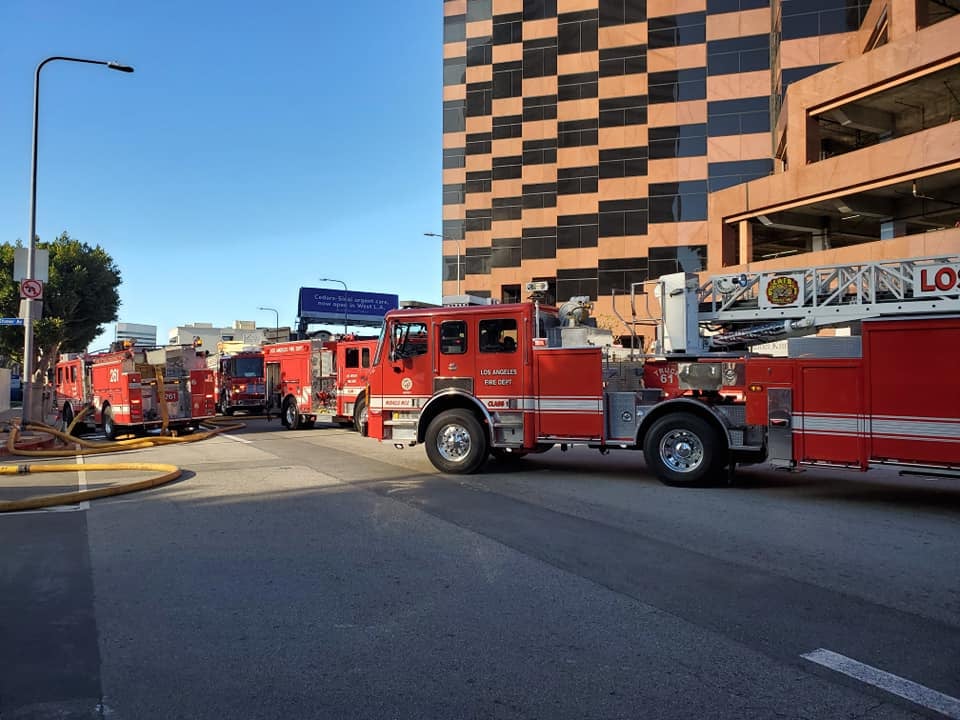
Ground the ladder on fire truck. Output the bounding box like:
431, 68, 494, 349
645, 253, 960, 354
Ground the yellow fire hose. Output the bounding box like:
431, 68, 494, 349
0, 461, 182, 513
4, 405, 246, 458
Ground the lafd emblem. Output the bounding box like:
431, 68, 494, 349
765, 276, 800, 306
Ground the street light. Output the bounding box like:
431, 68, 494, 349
22, 56, 134, 423
424, 232, 462, 296
258, 306, 279, 342
318, 277, 348, 336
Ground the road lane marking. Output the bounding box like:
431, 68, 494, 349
802, 648, 960, 719
223, 433, 252, 444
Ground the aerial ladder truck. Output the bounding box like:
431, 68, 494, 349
362, 254, 960, 485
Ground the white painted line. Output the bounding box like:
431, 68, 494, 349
802, 648, 960, 719
223, 433, 252, 445
76, 452, 90, 511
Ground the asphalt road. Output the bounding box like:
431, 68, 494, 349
1, 418, 958, 719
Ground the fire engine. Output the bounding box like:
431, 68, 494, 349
209, 343, 266, 415
363, 254, 960, 485
55, 344, 217, 439
264, 335, 378, 431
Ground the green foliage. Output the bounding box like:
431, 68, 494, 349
0, 231, 121, 378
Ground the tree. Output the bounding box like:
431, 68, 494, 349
0, 232, 122, 381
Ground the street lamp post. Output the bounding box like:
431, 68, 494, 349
318, 278, 348, 336
22, 56, 134, 423
424, 232, 462, 296
258, 306, 280, 342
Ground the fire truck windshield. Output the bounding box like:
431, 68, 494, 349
231, 357, 264, 378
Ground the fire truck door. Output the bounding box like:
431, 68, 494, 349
265, 362, 282, 412
435, 318, 475, 392
387, 319, 433, 400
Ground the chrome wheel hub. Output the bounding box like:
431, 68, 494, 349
436, 423, 471, 463
659, 429, 704, 473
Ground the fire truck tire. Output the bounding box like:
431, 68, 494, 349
102, 405, 119, 441
62, 404, 80, 436
353, 397, 368, 436
643, 413, 724, 487
282, 397, 301, 429
425, 409, 487, 474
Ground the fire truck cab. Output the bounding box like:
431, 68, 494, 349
365, 254, 960, 486
211, 345, 266, 415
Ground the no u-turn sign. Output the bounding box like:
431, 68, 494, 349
20, 279, 43, 300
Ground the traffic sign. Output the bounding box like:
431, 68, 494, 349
20, 278, 43, 300
0, 318, 24, 326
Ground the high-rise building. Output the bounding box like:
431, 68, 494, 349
440, 0, 959, 313
116, 322, 157, 348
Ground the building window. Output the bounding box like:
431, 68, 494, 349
781, 0, 870, 40
465, 246, 492, 275
523, 95, 558, 122
557, 268, 598, 300
443, 219, 465, 240
599, 146, 648, 178
649, 181, 708, 223
466, 81, 493, 117
558, 72, 599, 101
600, 95, 648, 127
522, 138, 557, 165
599, 199, 648, 237
558, 214, 599, 248
466, 170, 492, 194
493, 155, 523, 180
443, 100, 466, 133
707, 0, 769, 13
493, 196, 523, 221
523, 37, 558, 78
493, 12, 523, 44
599, 256, 648, 295
466, 208, 492, 232
707, 34, 769, 75
648, 245, 707, 277
493, 61, 523, 98
466, 132, 492, 155
599, 0, 646, 26
648, 12, 706, 48
492, 237, 522, 268
707, 97, 769, 136
467, 37, 493, 66
559, 9, 599, 54
444, 14, 466, 43
443, 147, 466, 169
467, 0, 492, 22
558, 165, 599, 194
522, 183, 558, 209
599, 44, 647, 77
443, 57, 466, 86
648, 124, 707, 159
443, 183, 466, 205
559, 119, 598, 148
493, 114, 522, 140
648, 68, 707, 104
708, 159, 773, 192
521, 227, 557, 259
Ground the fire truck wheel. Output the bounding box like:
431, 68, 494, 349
643, 413, 724, 487
353, 397, 368, 436
102, 405, 119, 441
425, 409, 487, 474
221, 394, 235, 416
282, 397, 301, 429
62, 404, 79, 436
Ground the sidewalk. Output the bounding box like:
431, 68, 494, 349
0, 404, 61, 458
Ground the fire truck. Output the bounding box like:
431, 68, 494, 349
264, 335, 379, 431
363, 254, 960, 485
54, 344, 217, 439
209, 343, 266, 415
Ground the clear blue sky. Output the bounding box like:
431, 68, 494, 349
0, 0, 443, 350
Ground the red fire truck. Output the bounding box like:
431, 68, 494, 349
263, 335, 378, 431
363, 254, 960, 485
55, 344, 217, 439
210, 345, 266, 415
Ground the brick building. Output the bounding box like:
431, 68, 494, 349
440, 0, 960, 313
